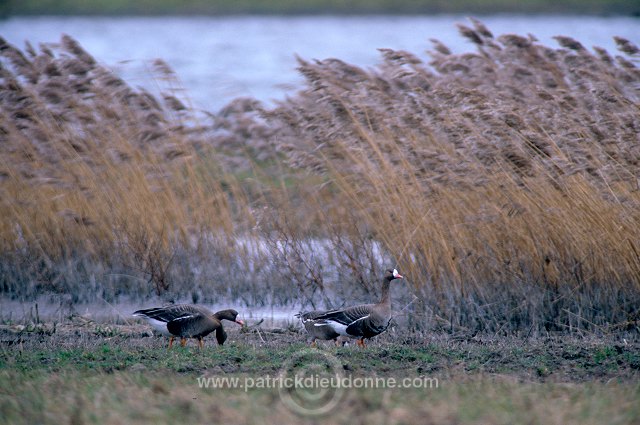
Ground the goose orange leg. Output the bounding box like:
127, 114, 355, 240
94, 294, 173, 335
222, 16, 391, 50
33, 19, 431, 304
168, 336, 175, 349
356, 338, 366, 348
310, 339, 317, 348
180, 337, 187, 347
198, 337, 204, 350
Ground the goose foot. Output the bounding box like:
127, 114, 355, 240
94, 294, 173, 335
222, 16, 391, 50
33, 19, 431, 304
310, 339, 317, 348
168, 336, 174, 349
198, 338, 204, 349
180, 337, 187, 347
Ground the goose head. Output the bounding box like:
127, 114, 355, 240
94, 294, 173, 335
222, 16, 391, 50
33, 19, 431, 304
384, 268, 404, 281
214, 309, 245, 326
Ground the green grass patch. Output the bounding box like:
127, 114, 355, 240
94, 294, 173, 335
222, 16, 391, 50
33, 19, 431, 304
1, 336, 639, 423
0, 367, 638, 425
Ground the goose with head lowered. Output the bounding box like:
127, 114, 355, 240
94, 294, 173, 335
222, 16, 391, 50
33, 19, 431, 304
133, 304, 244, 348
298, 268, 403, 347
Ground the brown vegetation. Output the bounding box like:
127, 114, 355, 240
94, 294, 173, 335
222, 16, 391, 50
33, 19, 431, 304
0, 34, 257, 303
223, 19, 640, 334
1, 20, 639, 335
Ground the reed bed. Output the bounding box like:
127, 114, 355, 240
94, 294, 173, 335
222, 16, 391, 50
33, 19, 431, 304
0, 35, 263, 302
217, 20, 640, 334
1, 21, 639, 335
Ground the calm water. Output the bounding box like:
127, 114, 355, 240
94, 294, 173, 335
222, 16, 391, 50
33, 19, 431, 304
1, 15, 639, 112
0, 296, 299, 326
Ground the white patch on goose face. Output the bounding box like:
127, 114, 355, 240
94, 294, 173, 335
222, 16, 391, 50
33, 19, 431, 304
145, 318, 173, 336
392, 269, 401, 278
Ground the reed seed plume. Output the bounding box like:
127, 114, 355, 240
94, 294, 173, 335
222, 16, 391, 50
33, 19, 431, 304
218, 19, 640, 334
0, 35, 255, 302
2, 22, 640, 335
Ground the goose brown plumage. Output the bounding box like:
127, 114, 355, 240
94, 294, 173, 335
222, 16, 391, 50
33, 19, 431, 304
296, 310, 343, 347
298, 268, 403, 347
132, 304, 244, 348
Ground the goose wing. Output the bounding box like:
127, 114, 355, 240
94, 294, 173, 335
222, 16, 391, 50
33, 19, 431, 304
296, 310, 332, 322
345, 314, 391, 338
296, 310, 342, 340
133, 304, 207, 323
312, 304, 374, 326
311, 304, 391, 338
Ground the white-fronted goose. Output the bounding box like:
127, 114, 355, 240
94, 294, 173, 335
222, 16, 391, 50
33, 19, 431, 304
299, 268, 403, 347
132, 305, 244, 348
296, 310, 343, 347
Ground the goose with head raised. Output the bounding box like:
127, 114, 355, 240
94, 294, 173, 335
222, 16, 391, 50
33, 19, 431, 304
298, 268, 403, 347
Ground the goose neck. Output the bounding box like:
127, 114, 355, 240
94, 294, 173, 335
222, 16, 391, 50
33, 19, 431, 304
379, 279, 392, 306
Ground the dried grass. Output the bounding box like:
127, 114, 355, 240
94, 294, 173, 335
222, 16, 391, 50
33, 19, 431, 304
1, 22, 640, 334
219, 20, 640, 334
0, 35, 256, 302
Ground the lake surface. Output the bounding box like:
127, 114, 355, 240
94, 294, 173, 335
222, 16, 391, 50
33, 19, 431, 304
0, 295, 300, 326
1, 15, 639, 112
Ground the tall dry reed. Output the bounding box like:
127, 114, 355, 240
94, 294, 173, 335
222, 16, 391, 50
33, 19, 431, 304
215, 20, 640, 334
0, 35, 263, 303
2, 22, 639, 334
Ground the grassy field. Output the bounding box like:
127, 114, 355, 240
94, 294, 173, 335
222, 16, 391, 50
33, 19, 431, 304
1, 321, 639, 424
